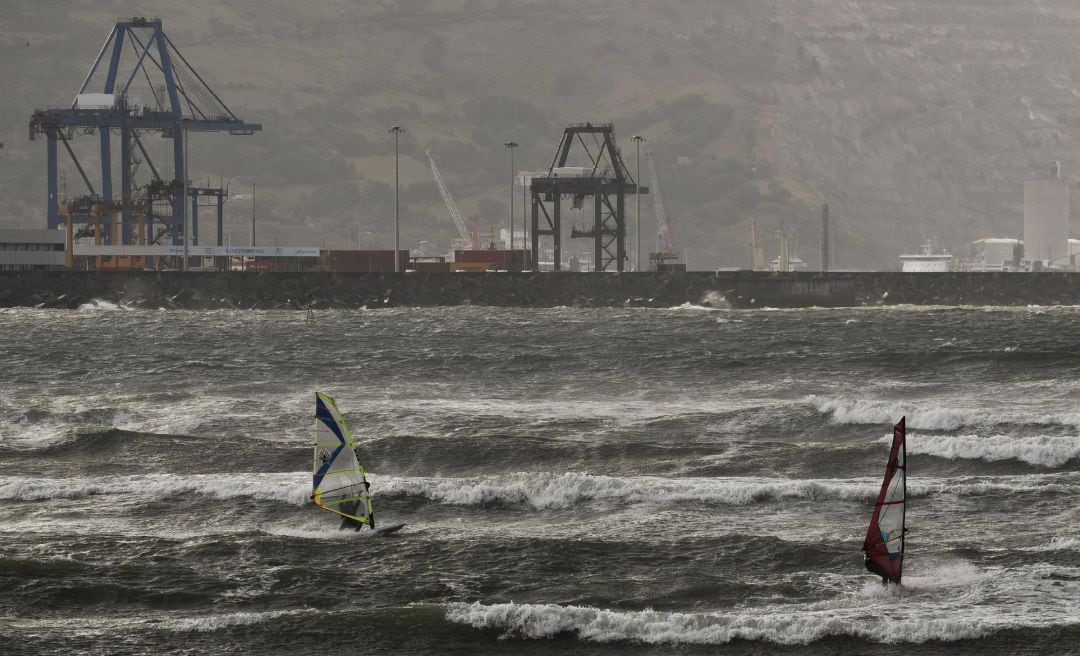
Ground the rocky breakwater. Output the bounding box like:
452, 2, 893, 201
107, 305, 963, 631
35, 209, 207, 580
8, 270, 1080, 309
0, 270, 859, 310
850, 272, 1080, 306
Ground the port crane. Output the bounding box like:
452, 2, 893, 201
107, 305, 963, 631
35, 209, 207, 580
427, 150, 479, 250
530, 123, 645, 271
29, 17, 261, 256
645, 150, 679, 270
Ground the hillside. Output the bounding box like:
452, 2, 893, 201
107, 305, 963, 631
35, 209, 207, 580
3, 0, 1080, 269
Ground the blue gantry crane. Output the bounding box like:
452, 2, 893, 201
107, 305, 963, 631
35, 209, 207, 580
28, 17, 261, 262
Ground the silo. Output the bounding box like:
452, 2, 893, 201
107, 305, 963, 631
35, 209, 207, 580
1023, 162, 1069, 266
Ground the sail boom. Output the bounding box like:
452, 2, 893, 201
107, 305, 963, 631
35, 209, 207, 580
313, 503, 370, 523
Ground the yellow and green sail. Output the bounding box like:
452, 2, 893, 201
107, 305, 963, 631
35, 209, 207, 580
311, 392, 372, 525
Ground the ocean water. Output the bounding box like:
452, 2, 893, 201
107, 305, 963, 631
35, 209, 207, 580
2, 303, 1080, 655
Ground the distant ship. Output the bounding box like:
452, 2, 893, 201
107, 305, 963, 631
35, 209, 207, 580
899, 240, 952, 272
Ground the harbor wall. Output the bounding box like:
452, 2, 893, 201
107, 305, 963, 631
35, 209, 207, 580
4, 270, 1080, 309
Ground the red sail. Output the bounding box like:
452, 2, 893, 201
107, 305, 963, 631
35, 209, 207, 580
862, 417, 907, 584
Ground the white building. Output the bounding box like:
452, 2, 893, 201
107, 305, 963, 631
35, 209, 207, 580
1023, 163, 1069, 266
969, 238, 1021, 271
0, 229, 67, 271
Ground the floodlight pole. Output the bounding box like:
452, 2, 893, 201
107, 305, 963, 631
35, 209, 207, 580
389, 126, 405, 272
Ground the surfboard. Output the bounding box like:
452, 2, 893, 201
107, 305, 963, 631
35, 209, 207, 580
369, 522, 406, 537
862, 417, 907, 585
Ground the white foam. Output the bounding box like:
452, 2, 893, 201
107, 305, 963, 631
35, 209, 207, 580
0, 416, 72, 449
811, 396, 1080, 431
112, 395, 272, 437
382, 471, 1080, 508
912, 474, 1080, 497
898, 432, 1080, 467
1023, 536, 1080, 552
379, 472, 878, 509
0, 471, 871, 507
160, 609, 313, 633
445, 600, 992, 645
666, 302, 718, 312
383, 396, 753, 423
76, 299, 129, 312
0, 472, 310, 505
0, 607, 317, 637
4, 470, 1076, 510
1, 387, 782, 450
0, 389, 313, 447
446, 563, 1080, 645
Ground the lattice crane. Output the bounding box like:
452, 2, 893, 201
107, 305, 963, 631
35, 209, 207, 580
645, 150, 679, 269
530, 123, 643, 271
427, 150, 478, 250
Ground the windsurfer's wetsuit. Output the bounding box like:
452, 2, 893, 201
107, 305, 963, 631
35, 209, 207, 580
339, 502, 366, 531
364, 481, 374, 529
338, 481, 374, 531
864, 554, 890, 586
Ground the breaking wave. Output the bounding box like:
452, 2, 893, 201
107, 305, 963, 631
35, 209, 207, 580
378, 472, 876, 508
666, 302, 719, 312
5, 471, 1079, 508
160, 609, 313, 633
76, 299, 131, 312
384, 472, 1080, 508
447, 562, 1080, 644
444, 601, 995, 645
3, 472, 874, 507
0, 473, 310, 505
811, 396, 1080, 431
1022, 537, 1080, 552
898, 433, 1080, 467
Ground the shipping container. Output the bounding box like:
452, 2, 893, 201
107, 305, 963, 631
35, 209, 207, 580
656, 263, 687, 273
319, 250, 409, 272
411, 255, 450, 273
453, 249, 529, 271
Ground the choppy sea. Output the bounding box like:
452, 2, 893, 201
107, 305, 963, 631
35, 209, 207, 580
3, 302, 1080, 654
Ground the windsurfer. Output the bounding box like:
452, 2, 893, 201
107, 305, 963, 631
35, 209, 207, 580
365, 480, 375, 529
862, 417, 907, 588
339, 504, 365, 531
864, 554, 889, 586
338, 481, 374, 531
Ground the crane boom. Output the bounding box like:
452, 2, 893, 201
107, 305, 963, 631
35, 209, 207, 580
427, 150, 477, 249
751, 218, 766, 270
645, 150, 674, 252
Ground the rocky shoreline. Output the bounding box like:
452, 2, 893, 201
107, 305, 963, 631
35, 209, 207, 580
3, 271, 1080, 310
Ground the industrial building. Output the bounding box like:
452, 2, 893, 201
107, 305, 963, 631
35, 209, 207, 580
0, 229, 66, 271
1023, 162, 1069, 267
968, 238, 1021, 271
